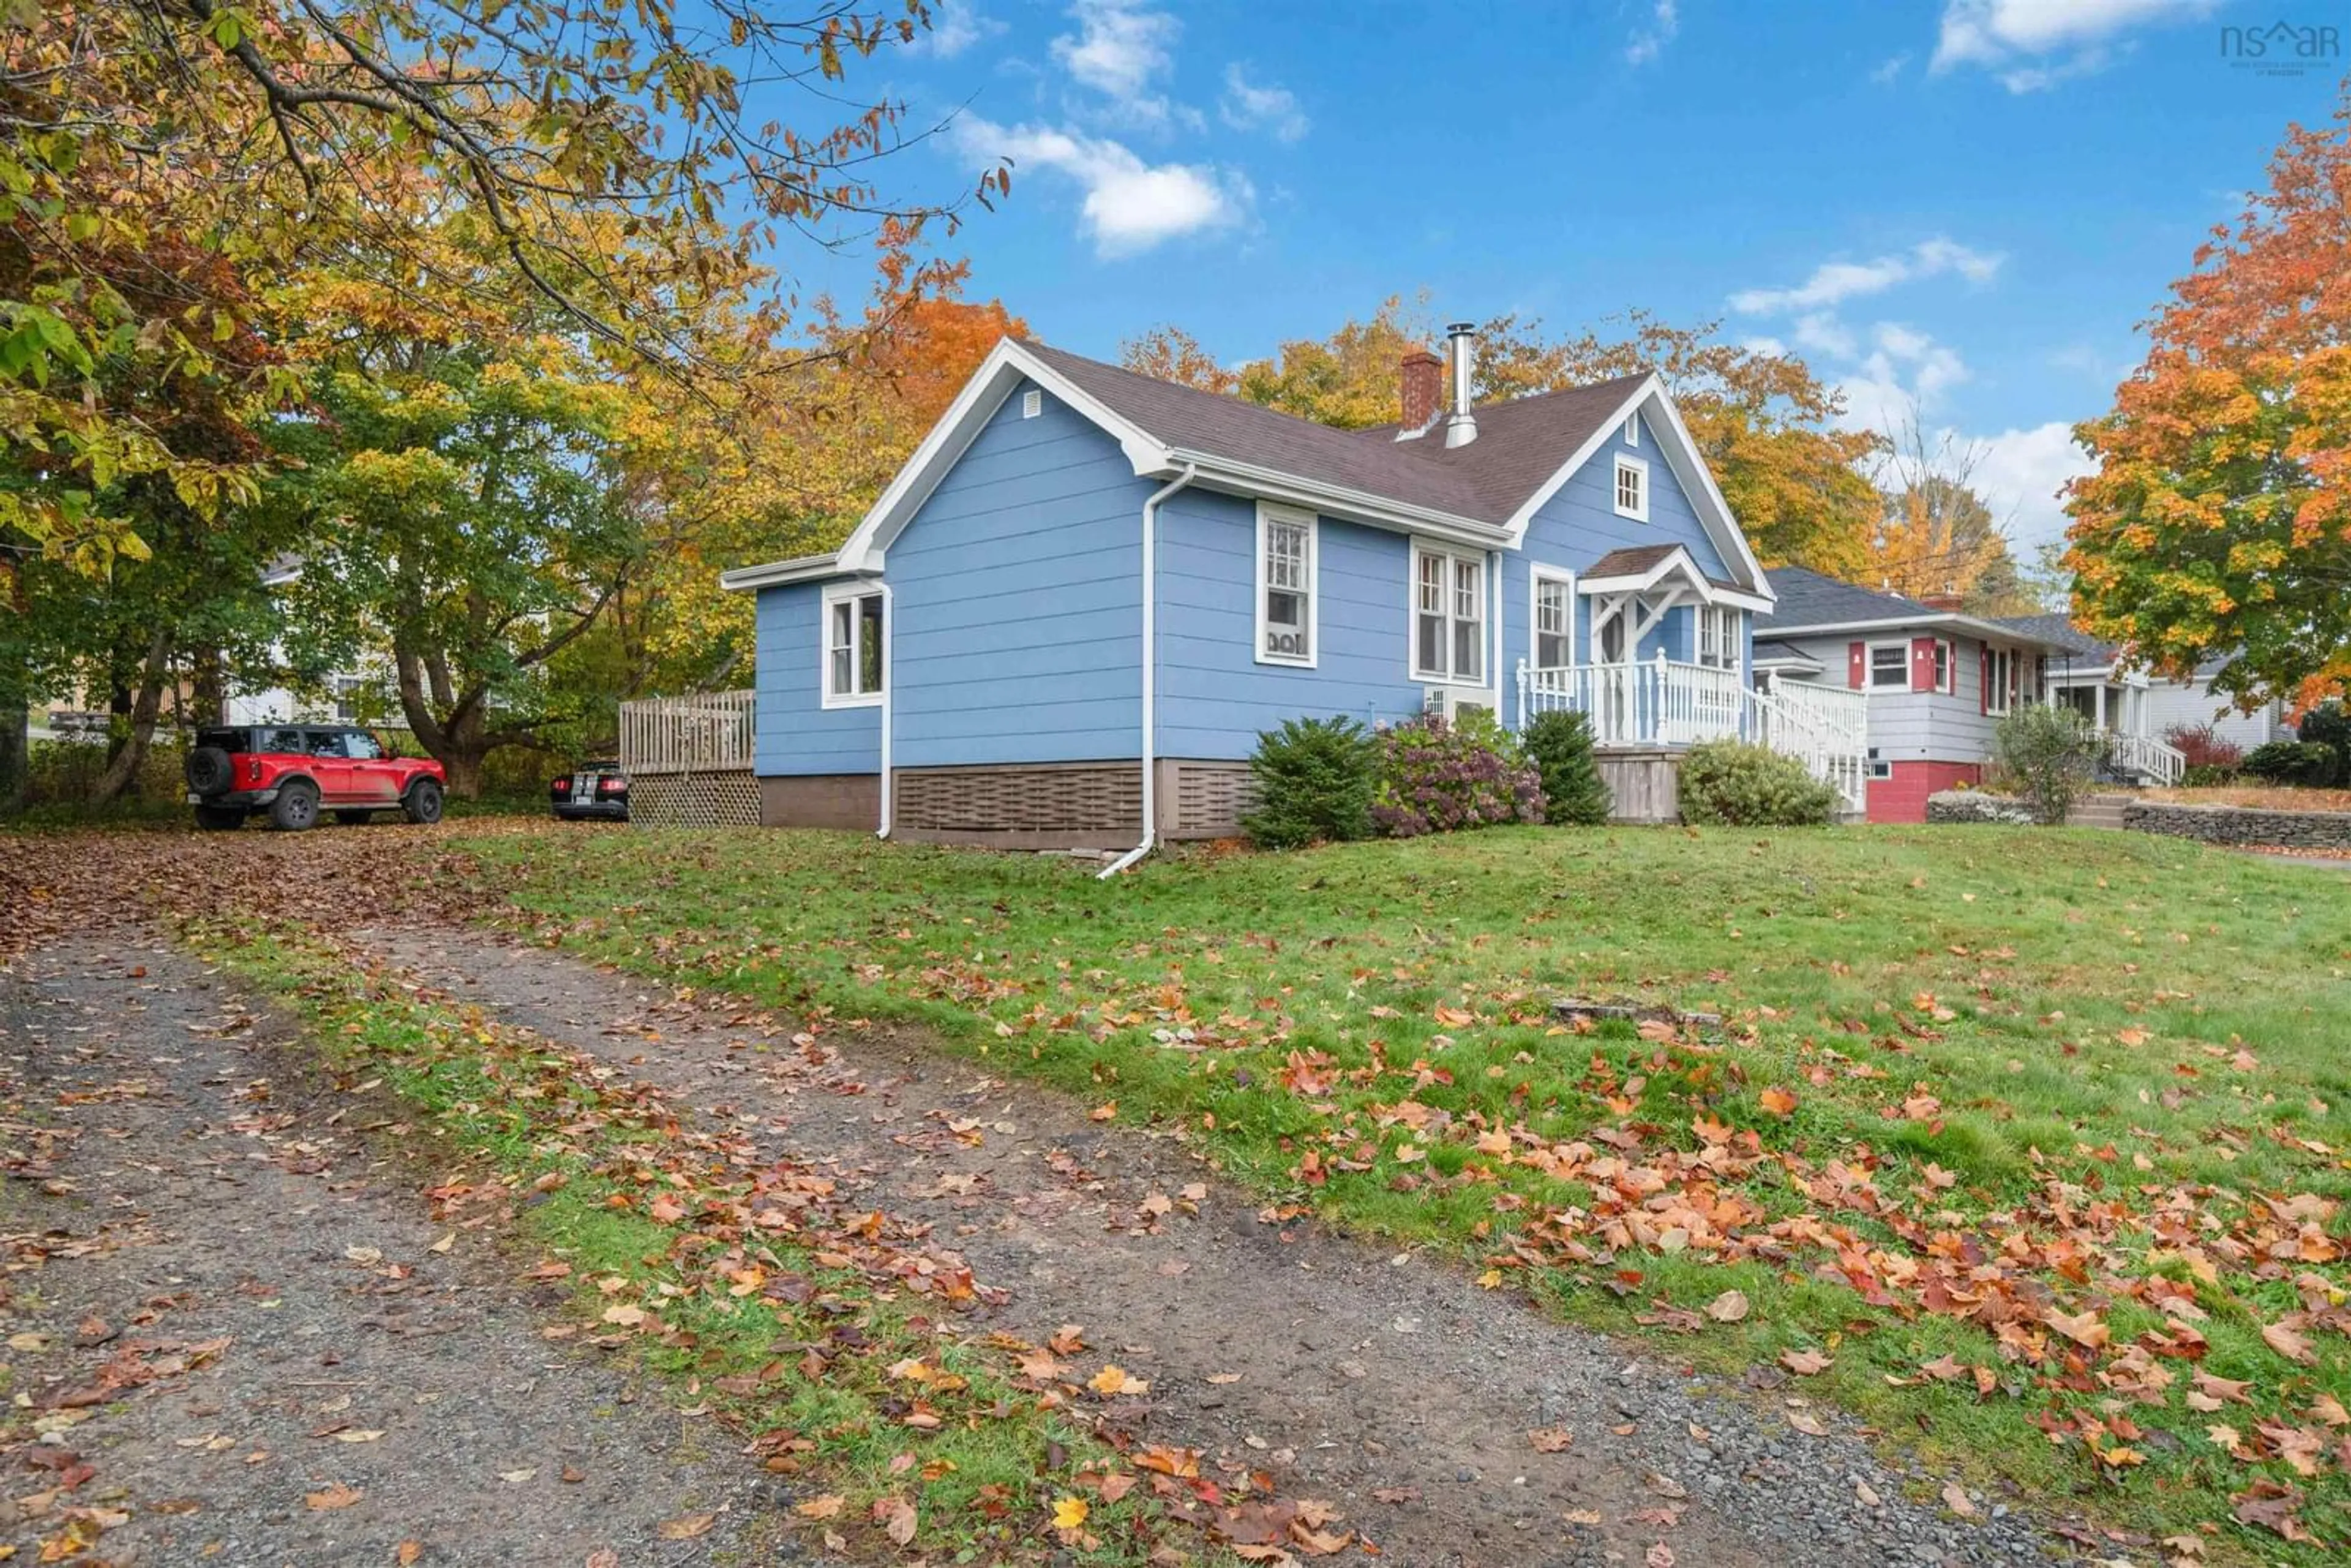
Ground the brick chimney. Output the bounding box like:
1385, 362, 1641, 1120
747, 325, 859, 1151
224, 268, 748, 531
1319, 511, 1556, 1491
1400, 349, 1443, 432
1917, 591, 1963, 612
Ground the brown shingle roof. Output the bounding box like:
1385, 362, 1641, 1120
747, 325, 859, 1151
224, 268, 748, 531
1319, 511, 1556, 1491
1019, 340, 1649, 528
1585, 544, 1684, 579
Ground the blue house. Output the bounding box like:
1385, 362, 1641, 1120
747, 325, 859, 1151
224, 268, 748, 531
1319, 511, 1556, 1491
722, 326, 1860, 855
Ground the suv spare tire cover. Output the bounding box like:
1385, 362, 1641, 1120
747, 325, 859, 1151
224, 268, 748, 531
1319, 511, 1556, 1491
186, 746, 233, 795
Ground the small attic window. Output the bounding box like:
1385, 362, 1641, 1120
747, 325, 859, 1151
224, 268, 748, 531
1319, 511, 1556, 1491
1623, 413, 1639, 447
1021, 389, 1043, 419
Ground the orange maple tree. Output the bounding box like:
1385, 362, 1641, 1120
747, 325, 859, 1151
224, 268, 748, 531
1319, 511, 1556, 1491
2066, 87, 2351, 715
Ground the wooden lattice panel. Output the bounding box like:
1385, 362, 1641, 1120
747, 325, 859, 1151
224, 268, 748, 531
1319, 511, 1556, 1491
629, 770, 761, 829
896, 765, 1141, 835
1171, 761, 1256, 838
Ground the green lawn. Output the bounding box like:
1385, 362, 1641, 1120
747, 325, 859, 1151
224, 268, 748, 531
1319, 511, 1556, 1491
459, 822, 2351, 1560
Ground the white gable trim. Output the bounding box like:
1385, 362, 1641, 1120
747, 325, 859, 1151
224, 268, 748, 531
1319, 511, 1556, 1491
830, 339, 1168, 574
1500, 378, 1773, 604
1579, 544, 1772, 612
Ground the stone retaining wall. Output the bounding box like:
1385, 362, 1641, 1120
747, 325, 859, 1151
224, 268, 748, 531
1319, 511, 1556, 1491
2121, 800, 2351, 849
1925, 790, 2038, 825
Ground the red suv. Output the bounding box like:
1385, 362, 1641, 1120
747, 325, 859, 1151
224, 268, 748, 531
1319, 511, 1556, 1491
184, 724, 446, 832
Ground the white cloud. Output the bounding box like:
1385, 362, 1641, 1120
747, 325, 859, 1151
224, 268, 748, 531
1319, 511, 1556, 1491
1729, 237, 2004, 315
1051, 0, 1181, 121
1870, 51, 1912, 84
1930, 0, 2220, 92
909, 0, 1003, 58
1968, 421, 2096, 546
1220, 65, 1310, 141
953, 116, 1247, 256
1831, 328, 1971, 438
1625, 0, 1680, 65
1793, 313, 1858, 359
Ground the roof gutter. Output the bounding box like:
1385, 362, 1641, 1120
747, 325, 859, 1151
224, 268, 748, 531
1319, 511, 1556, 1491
719, 552, 877, 593
1159, 449, 1510, 549
1772, 612, 2069, 648
1101, 463, 1197, 880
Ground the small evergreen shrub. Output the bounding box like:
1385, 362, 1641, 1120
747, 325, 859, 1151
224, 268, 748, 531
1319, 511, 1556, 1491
1240, 716, 1378, 849
2243, 740, 2341, 788
1676, 740, 1839, 827
1993, 704, 2101, 824
2162, 722, 2242, 775
2293, 703, 2350, 787
1523, 710, 1611, 825
1369, 711, 1544, 838
2179, 763, 2241, 788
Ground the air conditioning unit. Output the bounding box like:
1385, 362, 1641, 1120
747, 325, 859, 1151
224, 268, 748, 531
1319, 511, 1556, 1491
1423, 686, 1494, 724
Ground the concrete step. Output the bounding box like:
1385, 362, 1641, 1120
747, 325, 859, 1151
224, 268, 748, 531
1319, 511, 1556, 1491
2068, 792, 2134, 829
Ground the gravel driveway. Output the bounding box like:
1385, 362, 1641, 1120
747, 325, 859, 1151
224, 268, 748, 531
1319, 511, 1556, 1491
0, 932, 801, 1567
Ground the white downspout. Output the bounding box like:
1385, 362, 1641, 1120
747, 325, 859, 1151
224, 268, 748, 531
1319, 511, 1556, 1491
1100, 463, 1198, 880
875, 581, 895, 838
1489, 548, 1504, 726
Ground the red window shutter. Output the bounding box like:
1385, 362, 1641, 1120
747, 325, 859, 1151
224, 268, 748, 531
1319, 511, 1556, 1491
1848, 641, 1865, 689
1910, 636, 1936, 693
1980, 647, 1991, 715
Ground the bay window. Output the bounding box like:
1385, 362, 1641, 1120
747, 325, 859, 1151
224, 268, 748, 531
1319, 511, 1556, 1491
1868, 643, 1908, 689
1986, 646, 2018, 715
1413, 544, 1484, 684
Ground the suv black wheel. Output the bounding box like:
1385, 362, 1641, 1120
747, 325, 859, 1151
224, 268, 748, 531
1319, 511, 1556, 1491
402, 778, 444, 825
194, 804, 245, 832
269, 779, 320, 831
186, 745, 234, 796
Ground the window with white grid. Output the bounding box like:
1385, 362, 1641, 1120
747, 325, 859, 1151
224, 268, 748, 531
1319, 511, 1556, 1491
1256, 504, 1316, 666
1613, 455, 1649, 521
1413, 544, 1483, 683
1534, 572, 1573, 669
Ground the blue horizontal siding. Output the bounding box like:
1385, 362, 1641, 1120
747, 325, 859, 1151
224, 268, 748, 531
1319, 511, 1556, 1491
752, 583, 880, 776
1501, 412, 1750, 717
1157, 492, 1431, 760
888, 381, 1151, 768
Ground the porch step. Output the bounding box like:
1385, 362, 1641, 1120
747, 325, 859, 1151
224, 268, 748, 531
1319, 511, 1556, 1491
2067, 792, 2134, 830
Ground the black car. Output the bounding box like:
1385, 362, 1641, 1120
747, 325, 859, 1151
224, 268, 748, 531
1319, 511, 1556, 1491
550, 760, 629, 822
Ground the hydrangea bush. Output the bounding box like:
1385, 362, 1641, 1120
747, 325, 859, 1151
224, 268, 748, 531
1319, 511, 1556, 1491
1368, 711, 1545, 838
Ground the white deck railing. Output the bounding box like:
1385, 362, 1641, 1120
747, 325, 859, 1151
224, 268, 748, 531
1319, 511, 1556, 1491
2102, 729, 2186, 786
1518, 655, 1869, 814
618, 689, 757, 776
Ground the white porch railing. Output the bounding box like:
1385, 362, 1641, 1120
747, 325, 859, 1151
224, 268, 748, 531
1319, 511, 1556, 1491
1518, 655, 1869, 814
2101, 729, 2186, 786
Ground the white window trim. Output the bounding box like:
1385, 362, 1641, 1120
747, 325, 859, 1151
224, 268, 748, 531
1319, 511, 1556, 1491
1613, 454, 1650, 522
819, 582, 885, 710
1408, 539, 1489, 686
1866, 746, 1892, 780
1933, 637, 1954, 695
1254, 501, 1318, 669
1986, 645, 2017, 716
1695, 604, 1743, 675
1865, 639, 1911, 691
1528, 564, 1576, 672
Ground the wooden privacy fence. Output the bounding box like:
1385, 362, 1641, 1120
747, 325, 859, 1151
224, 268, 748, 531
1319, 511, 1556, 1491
617, 690, 759, 828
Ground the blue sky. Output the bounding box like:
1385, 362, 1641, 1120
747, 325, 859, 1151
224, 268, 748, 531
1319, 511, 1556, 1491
793, 0, 2344, 549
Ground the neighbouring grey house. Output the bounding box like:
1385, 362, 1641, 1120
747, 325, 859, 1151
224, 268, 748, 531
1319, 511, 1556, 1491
719, 326, 1875, 853
1989, 614, 2293, 756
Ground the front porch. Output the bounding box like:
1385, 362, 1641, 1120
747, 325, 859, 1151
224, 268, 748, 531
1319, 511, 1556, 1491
2049, 678, 2186, 785
1517, 653, 1870, 819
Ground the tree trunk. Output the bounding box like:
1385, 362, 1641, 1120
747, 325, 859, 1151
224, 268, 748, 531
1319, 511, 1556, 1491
0, 633, 27, 816
189, 645, 227, 726
91, 629, 171, 805
392, 640, 493, 798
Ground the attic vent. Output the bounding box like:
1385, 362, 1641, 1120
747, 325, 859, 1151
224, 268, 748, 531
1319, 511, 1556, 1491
1021, 389, 1043, 419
